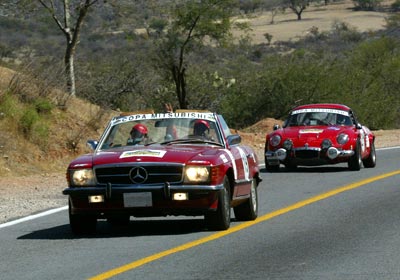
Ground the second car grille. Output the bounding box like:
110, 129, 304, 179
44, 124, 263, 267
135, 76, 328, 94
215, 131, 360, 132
294, 150, 320, 159
95, 164, 183, 185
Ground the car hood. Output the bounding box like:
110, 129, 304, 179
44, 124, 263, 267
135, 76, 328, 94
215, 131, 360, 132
277, 126, 354, 144
69, 145, 224, 168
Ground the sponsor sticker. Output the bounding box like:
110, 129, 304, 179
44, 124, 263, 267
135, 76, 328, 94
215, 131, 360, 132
299, 129, 324, 133
120, 150, 167, 158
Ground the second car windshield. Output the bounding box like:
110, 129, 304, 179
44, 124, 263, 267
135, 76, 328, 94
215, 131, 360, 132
285, 111, 352, 127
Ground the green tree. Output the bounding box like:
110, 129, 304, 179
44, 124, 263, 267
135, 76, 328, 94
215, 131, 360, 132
153, 0, 244, 109
284, 0, 312, 20
22, 0, 104, 97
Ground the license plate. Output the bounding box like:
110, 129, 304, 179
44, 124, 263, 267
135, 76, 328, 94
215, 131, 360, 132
123, 192, 152, 207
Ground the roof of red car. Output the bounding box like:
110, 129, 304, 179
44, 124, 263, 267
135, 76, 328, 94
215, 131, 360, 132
292, 103, 350, 112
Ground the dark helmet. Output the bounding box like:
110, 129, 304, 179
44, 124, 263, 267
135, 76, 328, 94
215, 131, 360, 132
193, 120, 210, 136
131, 124, 148, 142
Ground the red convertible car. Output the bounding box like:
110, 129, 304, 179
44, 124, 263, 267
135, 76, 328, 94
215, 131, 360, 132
63, 110, 262, 234
264, 104, 376, 171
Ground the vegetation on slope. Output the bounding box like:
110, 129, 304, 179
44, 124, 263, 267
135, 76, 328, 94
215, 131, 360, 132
0, 0, 399, 176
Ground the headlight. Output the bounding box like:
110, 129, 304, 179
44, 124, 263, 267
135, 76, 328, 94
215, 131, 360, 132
321, 139, 332, 149
184, 166, 210, 183
70, 169, 95, 186
337, 133, 349, 145
269, 135, 281, 147
283, 139, 293, 150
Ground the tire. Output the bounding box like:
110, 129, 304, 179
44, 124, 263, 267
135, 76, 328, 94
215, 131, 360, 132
69, 200, 97, 235
205, 176, 231, 230
348, 140, 362, 171
233, 178, 258, 221
363, 142, 376, 168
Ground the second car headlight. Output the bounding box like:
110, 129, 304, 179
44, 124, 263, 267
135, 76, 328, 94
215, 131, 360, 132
70, 169, 95, 186
185, 166, 210, 183
269, 135, 282, 147
337, 133, 349, 145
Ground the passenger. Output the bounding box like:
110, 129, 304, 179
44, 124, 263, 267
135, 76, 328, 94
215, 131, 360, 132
337, 114, 351, 126
127, 124, 149, 145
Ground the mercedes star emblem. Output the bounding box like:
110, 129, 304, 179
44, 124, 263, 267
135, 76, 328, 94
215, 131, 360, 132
129, 166, 148, 184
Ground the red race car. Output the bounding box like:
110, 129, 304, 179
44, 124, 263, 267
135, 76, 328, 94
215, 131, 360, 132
264, 103, 376, 171
63, 110, 262, 234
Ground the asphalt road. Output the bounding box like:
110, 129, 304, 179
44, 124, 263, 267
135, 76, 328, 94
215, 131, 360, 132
1, 147, 400, 280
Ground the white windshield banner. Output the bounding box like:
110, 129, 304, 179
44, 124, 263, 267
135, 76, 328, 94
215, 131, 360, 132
291, 108, 349, 116
111, 112, 216, 125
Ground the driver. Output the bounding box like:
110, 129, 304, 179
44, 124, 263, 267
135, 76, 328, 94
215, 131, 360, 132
127, 124, 149, 145
193, 120, 210, 138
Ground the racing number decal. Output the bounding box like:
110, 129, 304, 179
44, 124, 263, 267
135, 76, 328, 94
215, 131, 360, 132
237, 147, 250, 181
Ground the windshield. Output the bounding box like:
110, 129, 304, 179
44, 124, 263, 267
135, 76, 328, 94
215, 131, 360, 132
285, 109, 352, 127
99, 112, 223, 150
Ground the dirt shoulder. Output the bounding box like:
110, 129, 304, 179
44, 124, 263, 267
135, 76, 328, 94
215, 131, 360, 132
0, 129, 399, 225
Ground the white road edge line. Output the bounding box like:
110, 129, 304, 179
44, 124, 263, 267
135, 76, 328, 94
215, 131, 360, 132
1, 146, 399, 229
0, 206, 68, 229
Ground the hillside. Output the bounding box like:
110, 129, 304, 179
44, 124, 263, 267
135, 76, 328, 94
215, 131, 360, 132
0, 66, 116, 176
0, 0, 399, 177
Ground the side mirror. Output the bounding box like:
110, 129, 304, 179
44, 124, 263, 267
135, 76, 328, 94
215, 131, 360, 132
227, 134, 241, 146
87, 140, 98, 150
273, 124, 280, 131
356, 123, 362, 129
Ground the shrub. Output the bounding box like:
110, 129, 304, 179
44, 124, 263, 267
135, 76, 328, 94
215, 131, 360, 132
352, 0, 382, 10
19, 107, 40, 136
30, 121, 49, 148
391, 0, 400, 11
0, 93, 21, 119
34, 98, 54, 114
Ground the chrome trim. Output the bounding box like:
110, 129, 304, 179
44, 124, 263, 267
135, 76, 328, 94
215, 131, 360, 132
63, 183, 224, 195
294, 147, 321, 152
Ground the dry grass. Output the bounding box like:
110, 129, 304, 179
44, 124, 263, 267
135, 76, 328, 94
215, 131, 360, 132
0, 67, 116, 176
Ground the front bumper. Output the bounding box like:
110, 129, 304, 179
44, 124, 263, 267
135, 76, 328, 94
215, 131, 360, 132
265, 146, 354, 166
63, 183, 224, 217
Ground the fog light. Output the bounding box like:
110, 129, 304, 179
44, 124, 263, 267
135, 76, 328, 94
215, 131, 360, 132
88, 195, 104, 203
327, 147, 339, 159
276, 148, 287, 160
173, 193, 188, 201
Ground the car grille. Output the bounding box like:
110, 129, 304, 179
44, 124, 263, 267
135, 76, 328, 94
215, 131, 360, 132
95, 164, 184, 185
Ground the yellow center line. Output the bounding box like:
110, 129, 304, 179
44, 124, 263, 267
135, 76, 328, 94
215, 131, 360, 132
89, 169, 400, 280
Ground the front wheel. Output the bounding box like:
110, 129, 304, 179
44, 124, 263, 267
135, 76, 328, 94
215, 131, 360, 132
205, 176, 231, 230
363, 142, 376, 168
69, 199, 97, 235
233, 178, 258, 221
348, 140, 362, 171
